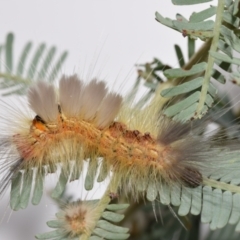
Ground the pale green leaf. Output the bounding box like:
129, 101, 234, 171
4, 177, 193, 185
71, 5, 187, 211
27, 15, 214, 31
201, 186, 213, 223
171, 185, 181, 206
164, 62, 206, 78
93, 228, 129, 240
85, 159, 98, 190
155, 12, 175, 29
102, 211, 124, 223
97, 161, 109, 182
217, 191, 232, 229
27, 43, 46, 79
51, 170, 68, 199
233, 0, 240, 15
161, 77, 203, 97
164, 91, 200, 117
16, 42, 32, 75
188, 37, 195, 59
70, 161, 82, 181
178, 186, 191, 216
5, 33, 14, 73
10, 171, 22, 211
210, 51, 240, 65
176, 13, 188, 22
173, 102, 199, 121
106, 204, 129, 211
47, 220, 64, 228
37, 47, 56, 80
174, 44, 185, 67
146, 181, 158, 201
229, 194, 240, 224
35, 230, 65, 239
190, 186, 202, 215
220, 25, 232, 37
190, 6, 217, 22
218, 39, 232, 57
20, 170, 33, 209
97, 220, 129, 234
223, 12, 239, 28
172, 0, 212, 5
89, 237, 103, 240
209, 189, 222, 230
173, 20, 214, 31
159, 183, 171, 205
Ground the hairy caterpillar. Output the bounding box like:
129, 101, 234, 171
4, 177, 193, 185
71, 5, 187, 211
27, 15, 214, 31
0, 73, 236, 208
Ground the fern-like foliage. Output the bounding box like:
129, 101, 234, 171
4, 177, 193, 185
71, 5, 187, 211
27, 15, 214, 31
155, 0, 238, 121
132, 0, 240, 235
0, 33, 68, 95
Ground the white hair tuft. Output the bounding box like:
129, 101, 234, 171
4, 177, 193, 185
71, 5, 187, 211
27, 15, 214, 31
28, 81, 58, 122
80, 80, 108, 120
59, 75, 83, 118
95, 93, 123, 128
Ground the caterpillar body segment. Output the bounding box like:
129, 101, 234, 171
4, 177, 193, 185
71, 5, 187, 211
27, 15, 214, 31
0, 75, 230, 208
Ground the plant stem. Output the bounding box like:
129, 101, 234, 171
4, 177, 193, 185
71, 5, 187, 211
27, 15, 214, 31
203, 177, 240, 194
195, 0, 225, 118
0, 72, 32, 84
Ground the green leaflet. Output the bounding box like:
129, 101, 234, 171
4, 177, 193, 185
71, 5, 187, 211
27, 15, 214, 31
37, 47, 56, 80
93, 228, 129, 240
164, 62, 206, 78
233, 0, 240, 15
174, 44, 185, 67
5, 33, 14, 73
16, 42, 32, 76
10, 171, 22, 211
146, 181, 158, 202
188, 37, 195, 58
206, 224, 240, 240
211, 52, 240, 65
35, 229, 66, 239
10, 168, 45, 210
164, 91, 200, 117
156, 0, 235, 121
189, 6, 217, 22
102, 211, 125, 222
178, 186, 191, 216
85, 159, 99, 191
172, 0, 212, 5
173, 20, 214, 31
27, 43, 46, 79
0, 33, 68, 95
155, 12, 175, 30
19, 170, 33, 209
229, 194, 240, 225
32, 169, 44, 205
161, 77, 203, 97
141, 151, 240, 232
106, 204, 130, 211
159, 182, 171, 205
223, 12, 239, 28
51, 170, 69, 199
97, 220, 129, 234
97, 160, 109, 183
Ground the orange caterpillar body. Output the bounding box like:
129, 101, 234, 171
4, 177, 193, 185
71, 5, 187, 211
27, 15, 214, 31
0, 74, 222, 207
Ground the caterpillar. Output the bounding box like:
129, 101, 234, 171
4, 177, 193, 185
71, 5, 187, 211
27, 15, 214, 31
0, 73, 235, 209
